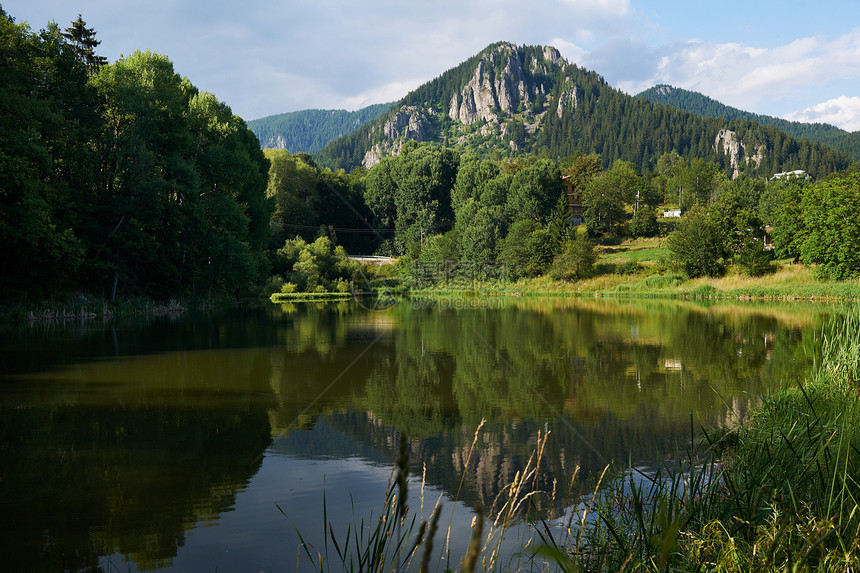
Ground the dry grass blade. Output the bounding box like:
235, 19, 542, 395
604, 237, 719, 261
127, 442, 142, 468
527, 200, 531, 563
461, 505, 484, 573
420, 505, 442, 573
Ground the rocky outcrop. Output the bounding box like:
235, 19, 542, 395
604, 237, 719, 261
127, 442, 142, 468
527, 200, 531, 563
365, 43, 566, 165
383, 105, 431, 142
263, 134, 289, 149
361, 106, 433, 168
448, 57, 504, 124
448, 42, 555, 125
362, 144, 385, 169
556, 84, 580, 118
714, 128, 765, 179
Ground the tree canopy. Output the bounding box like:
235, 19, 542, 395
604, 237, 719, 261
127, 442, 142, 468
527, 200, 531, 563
0, 11, 270, 300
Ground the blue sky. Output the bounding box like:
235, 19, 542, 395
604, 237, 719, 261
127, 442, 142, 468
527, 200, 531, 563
5, 0, 860, 131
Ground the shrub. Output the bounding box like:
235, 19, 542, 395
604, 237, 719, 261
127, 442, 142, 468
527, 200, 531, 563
616, 260, 644, 275
629, 207, 659, 238
499, 220, 554, 280
736, 236, 774, 277
642, 273, 685, 288
667, 207, 730, 278
550, 233, 598, 280
274, 235, 359, 292
263, 275, 285, 296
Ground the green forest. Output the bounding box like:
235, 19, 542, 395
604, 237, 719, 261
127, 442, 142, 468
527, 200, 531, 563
4, 10, 860, 307
315, 43, 852, 179
637, 84, 860, 160
246, 103, 392, 155
0, 9, 269, 301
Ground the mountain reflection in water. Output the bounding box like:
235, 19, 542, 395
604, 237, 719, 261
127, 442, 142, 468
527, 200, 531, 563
0, 298, 831, 571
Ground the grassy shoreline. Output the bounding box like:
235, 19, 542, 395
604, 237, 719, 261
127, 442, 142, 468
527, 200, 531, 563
409, 236, 860, 303
269, 291, 354, 302
410, 267, 860, 303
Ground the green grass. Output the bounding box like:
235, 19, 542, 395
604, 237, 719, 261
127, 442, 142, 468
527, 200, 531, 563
270, 291, 354, 302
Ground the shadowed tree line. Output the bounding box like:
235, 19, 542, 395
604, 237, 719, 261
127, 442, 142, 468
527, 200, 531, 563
1, 10, 269, 301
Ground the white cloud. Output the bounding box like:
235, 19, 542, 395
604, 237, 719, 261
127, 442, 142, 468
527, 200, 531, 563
593, 28, 860, 117
550, 38, 587, 64
559, 0, 630, 17
340, 79, 427, 111
784, 96, 860, 132
9, 0, 858, 123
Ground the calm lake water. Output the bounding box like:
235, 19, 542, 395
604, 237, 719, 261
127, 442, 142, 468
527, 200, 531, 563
0, 296, 834, 572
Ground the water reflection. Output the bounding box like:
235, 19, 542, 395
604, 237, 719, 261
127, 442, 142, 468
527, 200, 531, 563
0, 298, 833, 571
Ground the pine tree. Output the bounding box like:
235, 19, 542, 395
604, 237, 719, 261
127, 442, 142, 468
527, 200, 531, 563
62, 15, 107, 74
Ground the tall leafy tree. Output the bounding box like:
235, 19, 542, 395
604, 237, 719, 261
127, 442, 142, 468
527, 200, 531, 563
392, 144, 458, 254
186, 91, 271, 295
667, 207, 730, 277
363, 143, 458, 256
800, 173, 860, 279
583, 160, 641, 235
0, 13, 96, 295
452, 156, 509, 262
91, 51, 197, 297
768, 178, 809, 260
363, 155, 399, 231
92, 50, 270, 298
506, 158, 562, 225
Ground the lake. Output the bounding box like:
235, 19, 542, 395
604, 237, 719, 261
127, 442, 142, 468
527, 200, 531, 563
0, 296, 831, 572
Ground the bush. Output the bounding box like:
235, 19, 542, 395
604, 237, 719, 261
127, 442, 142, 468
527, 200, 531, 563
688, 284, 717, 298
642, 273, 685, 288
736, 236, 774, 277
550, 233, 598, 280
274, 235, 359, 292
666, 207, 730, 278
629, 207, 659, 238
499, 220, 554, 280
615, 260, 644, 275
263, 275, 285, 296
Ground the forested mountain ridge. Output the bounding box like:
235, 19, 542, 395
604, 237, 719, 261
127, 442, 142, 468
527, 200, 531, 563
636, 84, 860, 160
316, 42, 852, 179
246, 103, 393, 154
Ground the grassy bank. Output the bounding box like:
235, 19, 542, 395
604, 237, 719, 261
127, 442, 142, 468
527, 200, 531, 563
270, 291, 354, 302
408, 237, 860, 302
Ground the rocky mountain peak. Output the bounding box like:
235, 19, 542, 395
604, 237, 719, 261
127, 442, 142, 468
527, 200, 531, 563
448, 42, 556, 125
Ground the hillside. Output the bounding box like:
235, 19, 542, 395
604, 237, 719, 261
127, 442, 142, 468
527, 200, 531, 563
636, 85, 860, 160
315, 42, 853, 178
246, 103, 392, 154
